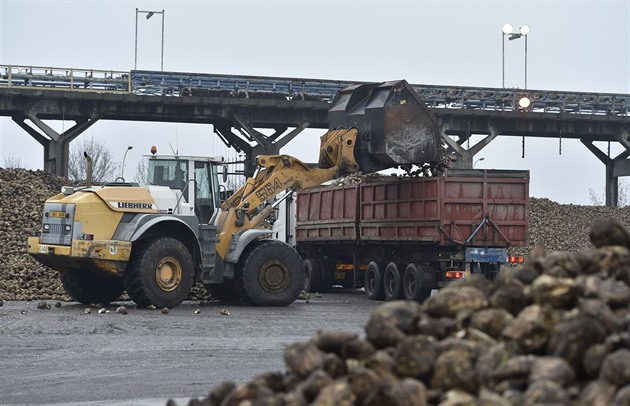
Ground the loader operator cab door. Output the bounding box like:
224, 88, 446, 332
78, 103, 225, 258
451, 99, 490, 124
193, 160, 220, 224
146, 154, 223, 224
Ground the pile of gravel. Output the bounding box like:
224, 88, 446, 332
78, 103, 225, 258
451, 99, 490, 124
183, 218, 630, 405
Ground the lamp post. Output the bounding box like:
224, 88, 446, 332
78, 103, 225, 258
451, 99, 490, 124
473, 157, 485, 168
135, 8, 165, 71
121, 146, 133, 179
502, 24, 529, 89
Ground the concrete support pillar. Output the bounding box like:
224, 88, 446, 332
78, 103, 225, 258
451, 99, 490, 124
441, 126, 499, 169
581, 133, 630, 207
12, 114, 100, 178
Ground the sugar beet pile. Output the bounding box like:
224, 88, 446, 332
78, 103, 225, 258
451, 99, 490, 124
184, 218, 630, 405
2, 167, 630, 301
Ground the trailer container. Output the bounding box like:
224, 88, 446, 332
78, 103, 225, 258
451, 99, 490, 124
295, 169, 529, 302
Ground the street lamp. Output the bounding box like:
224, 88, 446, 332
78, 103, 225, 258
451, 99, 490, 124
502, 24, 529, 89
135, 8, 165, 71
121, 146, 133, 179
473, 157, 485, 168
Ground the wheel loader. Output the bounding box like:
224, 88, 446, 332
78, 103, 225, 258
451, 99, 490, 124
27, 80, 444, 308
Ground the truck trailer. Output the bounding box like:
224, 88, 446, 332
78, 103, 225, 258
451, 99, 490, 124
295, 169, 529, 302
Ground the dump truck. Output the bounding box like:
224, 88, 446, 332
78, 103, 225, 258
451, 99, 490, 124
27, 79, 444, 308
296, 169, 529, 302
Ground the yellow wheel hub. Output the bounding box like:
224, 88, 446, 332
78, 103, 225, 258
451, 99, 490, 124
155, 256, 182, 292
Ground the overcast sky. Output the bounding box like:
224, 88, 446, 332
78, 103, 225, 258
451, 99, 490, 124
0, 0, 629, 204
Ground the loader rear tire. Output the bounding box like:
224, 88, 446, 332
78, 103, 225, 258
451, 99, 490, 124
383, 262, 404, 301
61, 269, 124, 305
123, 237, 194, 308
237, 240, 304, 306
364, 261, 385, 301
303, 259, 322, 293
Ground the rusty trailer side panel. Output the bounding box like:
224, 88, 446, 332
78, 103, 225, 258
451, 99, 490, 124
295, 185, 358, 241
296, 169, 529, 248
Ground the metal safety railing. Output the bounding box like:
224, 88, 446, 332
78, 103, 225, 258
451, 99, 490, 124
2, 64, 630, 116
0, 65, 131, 93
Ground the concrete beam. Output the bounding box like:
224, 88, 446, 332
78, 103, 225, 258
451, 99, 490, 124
441, 126, 498, 169
11, 114, 99, 177
581, 138, 630, 207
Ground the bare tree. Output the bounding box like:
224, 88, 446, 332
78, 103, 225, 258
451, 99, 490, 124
68, 137, 119, 183
2, 156, 24, 168
589, 180, 630, 207
588, 188, 604, 206
133, 158, 148, 184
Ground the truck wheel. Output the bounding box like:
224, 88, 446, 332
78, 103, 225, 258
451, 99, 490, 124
365, 261, 385, 300
319, 259, 335, 293
237, 240, 304, 306
123, 237, 195, 308
61, 269, 124, 305
303, 259, 322, 293
206, 281, 240, 303
383, 262, 404, 301
403, 263, 432, 303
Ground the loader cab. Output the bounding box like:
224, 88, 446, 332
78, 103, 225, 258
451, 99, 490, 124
146, 154, 225, 223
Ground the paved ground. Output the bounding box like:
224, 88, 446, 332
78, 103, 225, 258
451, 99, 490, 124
0, 291, 380, 406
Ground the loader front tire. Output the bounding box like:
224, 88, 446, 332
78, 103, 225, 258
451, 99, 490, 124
61, 269, 124, 305
123, 237, 194, 308
237, 240, 304, 306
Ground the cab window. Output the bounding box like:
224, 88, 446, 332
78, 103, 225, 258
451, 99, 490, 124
147, 159, 189, 199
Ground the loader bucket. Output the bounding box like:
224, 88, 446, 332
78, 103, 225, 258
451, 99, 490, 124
328, 80, 443, 173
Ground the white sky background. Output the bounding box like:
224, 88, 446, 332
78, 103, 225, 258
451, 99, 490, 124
0, 0, 629, 204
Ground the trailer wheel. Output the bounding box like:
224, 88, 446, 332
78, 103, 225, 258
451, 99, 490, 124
403, 263, 432, 303
365, 261, 385, 300
319, 259, 335, 293
237, 240, 304, 306
206, 281, 241, 303
383, 262, 404, 301
123, 237, 195, 308
303, 259, 322, 293
61, 269, 124, 305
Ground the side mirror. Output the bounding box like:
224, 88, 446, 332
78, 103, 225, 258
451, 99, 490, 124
223, 165, 228, 183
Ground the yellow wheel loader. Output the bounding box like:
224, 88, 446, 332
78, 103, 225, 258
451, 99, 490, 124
27, 80, 443, 308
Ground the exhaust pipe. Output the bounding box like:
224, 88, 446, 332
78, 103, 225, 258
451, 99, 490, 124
83, 151, 93, 187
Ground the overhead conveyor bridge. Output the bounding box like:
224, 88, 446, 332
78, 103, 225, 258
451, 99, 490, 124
2, 64, 630, 206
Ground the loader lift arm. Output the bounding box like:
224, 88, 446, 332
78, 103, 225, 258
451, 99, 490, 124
216, 128, 359, 260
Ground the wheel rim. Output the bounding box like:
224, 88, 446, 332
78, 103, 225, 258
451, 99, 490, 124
405, 272, 417, 297
259, 259, 291, 293
155, 256, 182, 292
366, 270, 376, 294
384, 271, 395, 295
303, 267, 311, 291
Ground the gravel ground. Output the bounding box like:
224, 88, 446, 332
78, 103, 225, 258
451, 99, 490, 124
0, 291, 378, 406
